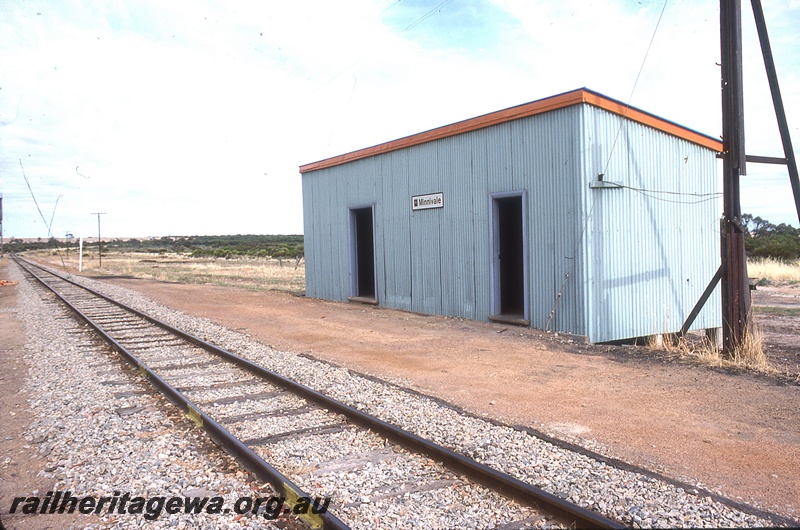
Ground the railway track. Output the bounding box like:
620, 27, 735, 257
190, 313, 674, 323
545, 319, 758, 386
13, 256, 623, 529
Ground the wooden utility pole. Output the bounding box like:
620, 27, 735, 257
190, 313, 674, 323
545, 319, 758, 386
91, 212, 106, 267
681, 1, 797, 350
720, 0, 751, 355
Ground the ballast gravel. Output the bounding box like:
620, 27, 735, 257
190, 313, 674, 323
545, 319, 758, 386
11, 262, 788, 528
7, 266, 302, 530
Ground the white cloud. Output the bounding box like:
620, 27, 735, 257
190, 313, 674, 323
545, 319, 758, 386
1, 0, 798, 238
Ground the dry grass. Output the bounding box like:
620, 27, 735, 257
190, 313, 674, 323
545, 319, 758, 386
648, 319, 771, 373
26, 249, 305, 292
639, 257, 795, 375
747, 257, 800, 284
727, 322, 769, 370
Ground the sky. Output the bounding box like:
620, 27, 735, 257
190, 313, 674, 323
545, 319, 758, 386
1, 0, 798, 239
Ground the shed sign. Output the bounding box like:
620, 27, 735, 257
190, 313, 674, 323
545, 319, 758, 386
412, 192, 444, 211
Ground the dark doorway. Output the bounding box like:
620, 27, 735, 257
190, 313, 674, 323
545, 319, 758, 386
493, 195, 525, 319
351, 207, 375, 300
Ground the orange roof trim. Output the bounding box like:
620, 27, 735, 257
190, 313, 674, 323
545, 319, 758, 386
299, 88, 723, 174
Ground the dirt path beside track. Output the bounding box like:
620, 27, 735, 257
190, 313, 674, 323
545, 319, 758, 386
0, 261, 99, 529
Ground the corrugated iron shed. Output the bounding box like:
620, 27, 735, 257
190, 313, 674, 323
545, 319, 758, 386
299, 88, 722, 343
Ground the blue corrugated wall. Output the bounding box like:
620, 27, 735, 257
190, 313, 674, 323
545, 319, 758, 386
301, 103, 722, 343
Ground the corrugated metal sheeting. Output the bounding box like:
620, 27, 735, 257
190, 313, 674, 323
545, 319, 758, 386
301, 93, 722, 343
580, 105, 721, 342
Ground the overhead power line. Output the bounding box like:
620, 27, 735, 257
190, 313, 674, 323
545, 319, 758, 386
401, 0, 454, 33
602, 0, 670, 177
547, 0, 671, 330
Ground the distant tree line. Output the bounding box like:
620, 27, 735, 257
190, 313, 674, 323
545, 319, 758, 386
743, 213, 800, 260
5, 234, 304, 259
5, 237, 64, 252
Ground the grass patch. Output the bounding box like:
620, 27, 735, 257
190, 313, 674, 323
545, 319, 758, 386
747, 257, 800, 284
26, 249, 305, 292
647, 320, 771, 374
753, 306, 800, 317
727, 322, 769, 371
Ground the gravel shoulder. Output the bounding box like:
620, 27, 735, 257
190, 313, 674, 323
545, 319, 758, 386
87, 275, 800, 521
0, 263, 97, 529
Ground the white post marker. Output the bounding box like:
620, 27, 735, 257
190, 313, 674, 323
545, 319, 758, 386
79, 237, 83, 272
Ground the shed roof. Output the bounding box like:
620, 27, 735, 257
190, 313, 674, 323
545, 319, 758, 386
299, 88, 722, 174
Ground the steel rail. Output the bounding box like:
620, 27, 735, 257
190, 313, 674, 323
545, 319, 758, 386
15, 257, 349, 530
16, 257, 624, 529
